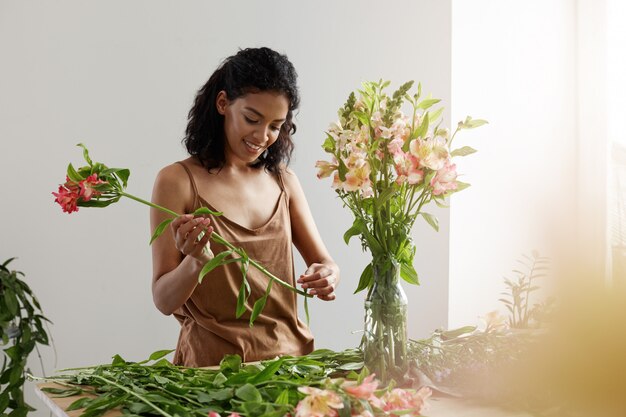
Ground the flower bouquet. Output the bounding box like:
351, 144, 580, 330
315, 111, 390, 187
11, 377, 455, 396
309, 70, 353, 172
53, 144, 311, 326
316, 80, 486, 382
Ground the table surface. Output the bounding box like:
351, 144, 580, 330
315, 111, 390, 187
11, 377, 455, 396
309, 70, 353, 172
35, 382, 531, 417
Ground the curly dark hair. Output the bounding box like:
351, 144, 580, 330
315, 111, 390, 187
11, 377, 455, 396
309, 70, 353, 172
183, 47, 299, 173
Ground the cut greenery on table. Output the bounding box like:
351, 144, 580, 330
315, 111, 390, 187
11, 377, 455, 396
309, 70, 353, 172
52, 144, 313, 326
33, 348, 431, 417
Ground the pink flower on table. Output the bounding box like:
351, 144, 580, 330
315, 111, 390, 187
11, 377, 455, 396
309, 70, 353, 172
52, 184, 80, 213
381, 386, 432, 416
342, 374, 378, 399
296, 386, 344, 417
409, 137, 449, 171
430, 160, 457, 196
78, 174, 106, 202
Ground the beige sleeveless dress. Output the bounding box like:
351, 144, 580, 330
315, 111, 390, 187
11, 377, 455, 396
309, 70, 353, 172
172, 162, 314, 367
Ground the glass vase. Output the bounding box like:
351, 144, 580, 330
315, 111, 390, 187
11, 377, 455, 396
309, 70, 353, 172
362, 260, 409, 383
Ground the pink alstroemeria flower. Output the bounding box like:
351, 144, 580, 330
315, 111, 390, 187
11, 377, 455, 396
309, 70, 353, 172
208, 412, 241, 417
382, 386, 432, 417
409, 137, 449, 171
79, 173, 106, 201
316, 159, 339, 179
52, 185, 80, 214
343, 374, 379, 399
296, 386, 344, 417
393, 153, 424, 186
430, 160, 457, 196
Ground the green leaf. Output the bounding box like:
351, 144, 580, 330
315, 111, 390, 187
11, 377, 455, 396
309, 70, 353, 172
40, 387, 83, 397
236, 278, 248, 318
235, 384, 262, 403
193, 207, 223, 216
149, 218, 173, 245
249, 295, 268, 327
455, 181, 471, 192
354, 263, 373, 294
337, 362, 364, 371
343, 218, 366, 245
3, 291, 18, 316
464, 117, 488, 129
111, 354, 126, 366
441, 326, 477, 340
148, 349, 174, 362
248, 357, 285, 384
451, 146, 478, 157
304, 295, 310, 325
113, 169, 130, 189
429, 107, 444, 124
400, 262, 419, 285
414, 111, 430, 139
421, 212, 439, 232
66, 397, 94, 411
220, 355, 242, 373
322, 134, 335, 153
76, 143, 93, 166
275, 388, 290, 405
66, 163, 84, 183
198, 250, 233, 283
417, 98, 441, 110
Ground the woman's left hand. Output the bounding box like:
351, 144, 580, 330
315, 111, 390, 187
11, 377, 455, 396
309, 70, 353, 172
297, 263, 339, 301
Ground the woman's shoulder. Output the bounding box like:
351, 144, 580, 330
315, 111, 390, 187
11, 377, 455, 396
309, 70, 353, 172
277, 165, 304, 200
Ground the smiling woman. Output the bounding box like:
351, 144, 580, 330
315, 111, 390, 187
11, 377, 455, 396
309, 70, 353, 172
150, 47, 340, 367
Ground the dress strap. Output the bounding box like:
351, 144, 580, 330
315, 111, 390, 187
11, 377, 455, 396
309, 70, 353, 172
276, 169, 289, 206
176, 161, 201, 211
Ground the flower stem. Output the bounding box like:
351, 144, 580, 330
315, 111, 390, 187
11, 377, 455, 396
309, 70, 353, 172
119, 191, 311, 298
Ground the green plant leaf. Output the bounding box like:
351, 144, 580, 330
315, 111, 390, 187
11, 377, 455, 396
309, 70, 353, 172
66, 163, 84, 183
441, 326, 477, 340
421, 212, 439, 232
337, 362, 364, 371
354, 263, 373, 294
249, 295, 268, 327
149, 218, 173, 245
193, 207, 223, 216
451, 146, 478, 157
66, 396, 94, 411
343, 218, 366, 245
77, 143, 93, 166
304, 294, 310, 325
455, 181, 471, 192
220, 355, 242, 373
322, 134, 335, 153
417, 98, 441, 110
198, 250, 233, 283
400, 262, 419, 285
148, 349, 174, 362
111, 354, 126, 366
275, 388, 290, 405
248, 357, 285, 384
235, 384, 262, 403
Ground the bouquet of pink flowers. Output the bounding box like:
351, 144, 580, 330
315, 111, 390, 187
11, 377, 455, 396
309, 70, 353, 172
316, 80, 486, 382
316, 80, 486, 292
53, 144, 311, 325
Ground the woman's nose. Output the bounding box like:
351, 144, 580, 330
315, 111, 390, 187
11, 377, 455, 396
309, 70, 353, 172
253, 125, 270, 142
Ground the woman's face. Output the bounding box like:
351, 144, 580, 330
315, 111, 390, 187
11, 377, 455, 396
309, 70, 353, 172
216, 90, 289, 165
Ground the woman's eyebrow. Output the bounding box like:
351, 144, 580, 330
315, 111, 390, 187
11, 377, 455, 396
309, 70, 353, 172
243, 106, 286, 122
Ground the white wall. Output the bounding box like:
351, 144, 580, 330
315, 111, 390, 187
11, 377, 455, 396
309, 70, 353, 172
0, 1, 452, 414
448, 0, 578, 327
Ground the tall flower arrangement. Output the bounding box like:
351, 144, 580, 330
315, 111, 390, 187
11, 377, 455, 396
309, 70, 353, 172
316, 80, 486, 381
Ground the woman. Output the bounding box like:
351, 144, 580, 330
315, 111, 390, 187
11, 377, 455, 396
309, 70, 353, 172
150, 47, 339, 367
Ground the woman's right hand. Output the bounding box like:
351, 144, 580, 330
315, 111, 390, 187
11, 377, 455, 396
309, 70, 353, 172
170, 214, 214, 265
